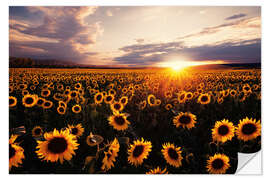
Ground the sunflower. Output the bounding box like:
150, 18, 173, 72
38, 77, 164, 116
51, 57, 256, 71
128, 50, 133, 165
22, 94, 38, 108
9, 96, 17, 108
185, 92, 193, 100
36, 129, 79, 164
57, 106, 66, 115
41, 89, 51, 97
101, 138, 120, 171
110, 101, 124, 112
177, 92, 186, 103
197, 93, 211, 105
212, 119, 235, 143
58, 101, 67, 108
120, 96, 128, 106
138, 100, 147, 110
108, 89, 116, 96
42, 100, 53, 109
173, 112, 197, 129
36, 97, 46, 107
9, 135, 25, 170
108, 111, 130, 131
161, 143, 183, 167
69, 90, 78, 99
206, 153, 230, 174
128, 138, 152, 166
94, 92, 103, 104
68, 124, 84, 137
236, 117, 261, 141
104, 94, 114, 104
86, 132, 104, 147
147, 94, 156, 106
165, 103, 173, 111
72, 104, 82, 113
32, 126, 43, 138
146, 167, 168, 174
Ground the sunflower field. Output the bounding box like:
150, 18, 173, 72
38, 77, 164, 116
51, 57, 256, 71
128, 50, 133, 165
9, 67, 261, 174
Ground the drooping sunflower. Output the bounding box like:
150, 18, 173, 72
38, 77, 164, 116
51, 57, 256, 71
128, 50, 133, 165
36, 129, 79, 164
22, 94, 38, 108
86, 132, 104, 147
94, 92, 103, 104
110, 101, 124, 112
101, 138, 120, 171
128, 138, 152, 166
32, 126, 43, 138
212, 119, 235, 143
138, 100, 147, 110
173, 112, 197, 129
108, 111, 130, 131
146, 167, 168, 174
68, 124, 84, 137
236, 117, 261, 141
206, 153, 230, 174
9, 96, 17, 108
197, 93, 211, 105
9, 135, 25, 170
104, 94, 114, 104
161, 143, 183, 168
72, 104, 82, 113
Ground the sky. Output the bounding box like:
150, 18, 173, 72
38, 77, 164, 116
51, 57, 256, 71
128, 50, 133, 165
9, 6, 261, 67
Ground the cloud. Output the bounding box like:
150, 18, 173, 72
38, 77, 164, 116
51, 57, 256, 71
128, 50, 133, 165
135, 38, 145, 44
114, 16, 261, 66
114, 38, 261, 66
226, 13, 247, 20
9, 7, 103, 62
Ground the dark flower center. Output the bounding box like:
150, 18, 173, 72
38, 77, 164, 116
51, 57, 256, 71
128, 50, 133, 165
242, 123, 257, 135
114, 115, 125, 125
44, 102, 51, 107
71, 92, 77, 97
74, 106, 80, 111
59, 107, 64, 113
71, 128, 78, 135
212, 158, 224, 169
180, 94, 185, 100
97, 95, 102, 101
9, 98, 15, 105
187, 94, 192, 98
106, 96, 112, 101
133, 145, 144, 158
168, 148, 179, 160
43, 91, 48, 95
244, 87, 250, 91
218, 125, 229, 136
37, 99, 44, 105
25, 97, 34, 104
114, 103, 121, 110
179, 115, 191, 124
9, 144, 16, 159
47, 137, 68, 154
121, 99, 126, 104
201, 95, 208, 102
34, 128, 42, 135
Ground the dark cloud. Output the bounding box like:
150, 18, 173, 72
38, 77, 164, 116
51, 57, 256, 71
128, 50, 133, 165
135, 38, 145, 44
114, 38, 261, 66
226, 13, 247, 20
9, 7, 102, 62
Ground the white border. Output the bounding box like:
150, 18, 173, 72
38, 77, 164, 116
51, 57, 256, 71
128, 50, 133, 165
2, 0, 270, 179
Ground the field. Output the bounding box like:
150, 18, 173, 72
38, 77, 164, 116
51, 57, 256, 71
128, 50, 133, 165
9, 67, 261, 174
